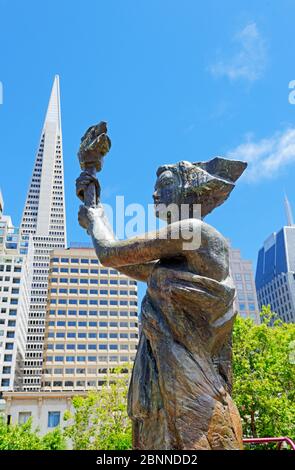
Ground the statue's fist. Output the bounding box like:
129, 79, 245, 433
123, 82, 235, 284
76, 171, 101, 203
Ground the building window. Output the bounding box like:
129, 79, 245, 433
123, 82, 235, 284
1, 379, 10, 387
18, 412, 32, 425
66, 356, 75, 362
48, 411, 60, 428
55, 356, 64, 362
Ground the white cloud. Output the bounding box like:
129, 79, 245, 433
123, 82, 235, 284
227, 128, 295, 182
210, 22, 267, 82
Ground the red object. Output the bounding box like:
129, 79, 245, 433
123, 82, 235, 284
243, 437, 295, 450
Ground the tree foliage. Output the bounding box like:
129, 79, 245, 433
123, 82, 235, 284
63, 367, 132, 450
0, 417, 66, 450
232, 305, 295, 440
1, 313, 294, 450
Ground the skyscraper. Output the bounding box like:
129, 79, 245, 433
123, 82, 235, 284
0, 192, 34, 392
21, 76, 67, 390
41, 247, 138, 392
255, 196, 295, 323
228, 241, 260, 324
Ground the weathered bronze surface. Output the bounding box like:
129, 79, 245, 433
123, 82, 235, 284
76, 125, 246, 450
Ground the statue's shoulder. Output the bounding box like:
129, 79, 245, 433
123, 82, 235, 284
199, 219, 227, 242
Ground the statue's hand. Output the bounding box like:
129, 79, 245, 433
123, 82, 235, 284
78, 205, 92, 230
76, 171, 101, 203
78, 204, 104, 231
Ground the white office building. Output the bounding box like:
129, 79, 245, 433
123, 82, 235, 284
41, 247, 138, 392
0, 195, 34, 391
20, 76, 67, 390
229, 241, 260, 324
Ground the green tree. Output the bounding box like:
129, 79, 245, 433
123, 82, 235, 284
41, 427, 67, 450
0, 417, 66, 450
233, 306, 295, 440
64, 367, 132, 450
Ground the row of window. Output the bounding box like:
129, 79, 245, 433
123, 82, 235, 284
51, 267, 104, 274
43, 367, 128, 375
0, 297, 19, 305
42, 380, 115, 388
50, 277, 136, 286
0, 319, 16, 327
0, 331, 15, 339
240, 312, 258, 321
16, 411, 61, 428
52, 257, 99, 265
46, 343, 136, 351
238, 303, 257, 312
48, 309, 137, 317
0, 309, 18, 317
0, 265, 22, 272
50, 277, 136, 287
0, 277, 21, 283
45, 355, 135, 363
47, 331, 138, 339
237, 292, 256, 301
50, 288, 136, 295
235, 282, 254, 292
50, 299, 137, 306
48, 320, 138, 328
0, 287, 20, 294
259, 276, 288, 295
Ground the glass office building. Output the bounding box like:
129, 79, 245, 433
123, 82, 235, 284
256, 198, 295, 323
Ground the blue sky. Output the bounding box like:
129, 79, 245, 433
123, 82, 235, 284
1, 0, 295, 280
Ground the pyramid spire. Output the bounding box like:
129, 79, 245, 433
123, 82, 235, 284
284, 193, 294, 226
20, 76, 66, 390
43, 74, 61, 130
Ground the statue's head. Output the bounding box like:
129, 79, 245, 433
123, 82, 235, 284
153, 157, 247, 220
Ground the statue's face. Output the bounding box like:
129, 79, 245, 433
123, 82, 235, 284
153, 170, 180, 219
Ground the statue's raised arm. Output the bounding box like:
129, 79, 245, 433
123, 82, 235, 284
76, 122, 247, 450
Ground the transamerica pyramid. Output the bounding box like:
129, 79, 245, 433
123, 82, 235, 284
21, 76, 67, 390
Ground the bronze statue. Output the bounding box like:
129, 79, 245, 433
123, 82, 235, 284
76, 122, 246, 450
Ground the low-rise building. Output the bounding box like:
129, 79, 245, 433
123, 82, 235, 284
3, 391, 83, 434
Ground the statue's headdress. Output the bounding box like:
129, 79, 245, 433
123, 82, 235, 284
156, 157, 247, 217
